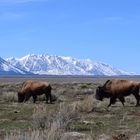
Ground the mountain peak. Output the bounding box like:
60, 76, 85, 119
0, 57, 27, 75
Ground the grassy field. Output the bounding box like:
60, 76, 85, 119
0, 76, 140, 140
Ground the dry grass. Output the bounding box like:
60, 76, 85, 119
4, 103, 79, 140
4, 129, 61, 140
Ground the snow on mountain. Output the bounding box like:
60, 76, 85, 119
7, 54, 134, 76
0, 57, 27, 75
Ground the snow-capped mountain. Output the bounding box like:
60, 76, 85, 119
6, 54, 134, 76
0, 57, 27, 75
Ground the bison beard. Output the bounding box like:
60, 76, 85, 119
18, 80, 52, 103
95, 79, 140, 107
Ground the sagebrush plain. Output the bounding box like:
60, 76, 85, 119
0, 76, 140, 140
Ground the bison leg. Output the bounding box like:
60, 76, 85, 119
32, 95, 37, 103
45, 93, 52, 104
45, 87, 52, 103
49, 94, 52, 103
108, 96, 116, 107
24, 93, 32, 102
45, 94, 49, 103
133, 93, 140, 107
45, 93, 51, 103
118, 97, 125, 106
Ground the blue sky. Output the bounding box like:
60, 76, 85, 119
0, 0, 140, 73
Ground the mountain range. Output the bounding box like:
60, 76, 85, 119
0, 54, 133, 76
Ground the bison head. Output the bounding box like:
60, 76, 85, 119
95, 86, 104, 101
18, 92, 25, 102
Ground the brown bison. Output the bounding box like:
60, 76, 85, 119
95, 79, 140, 107
18, 80, 52, 103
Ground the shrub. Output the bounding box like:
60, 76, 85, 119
1, 91, 17, 102
76, 95, 95, 113
32, 103, 79, 131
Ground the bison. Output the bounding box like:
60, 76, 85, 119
95, 79, 140, 107
18, 80, 52, 103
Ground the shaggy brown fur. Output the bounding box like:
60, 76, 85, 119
18, 80, 52, 103
95, 79, 140, 107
